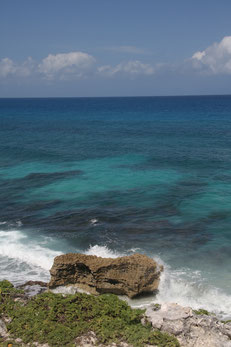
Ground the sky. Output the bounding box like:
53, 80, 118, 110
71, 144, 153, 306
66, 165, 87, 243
1, 0, 231, 97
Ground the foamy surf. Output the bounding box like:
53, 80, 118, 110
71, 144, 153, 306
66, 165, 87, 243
84, 244, 123, 258
155, 262, 231, 320
0, 229, 62, 285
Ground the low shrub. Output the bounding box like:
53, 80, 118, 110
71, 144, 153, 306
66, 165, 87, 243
0, 281, 179, 347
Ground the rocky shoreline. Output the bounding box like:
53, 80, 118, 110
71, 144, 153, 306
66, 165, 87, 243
1, 253, 231, 346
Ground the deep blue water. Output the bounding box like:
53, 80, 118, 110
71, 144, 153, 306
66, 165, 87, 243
1, 96, 231, 317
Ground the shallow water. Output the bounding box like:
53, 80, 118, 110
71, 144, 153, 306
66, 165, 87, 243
1, 96, 231, 318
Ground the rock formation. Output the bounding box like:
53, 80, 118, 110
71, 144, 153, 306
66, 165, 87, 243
145, 303, 231, 347
48, 253, 163, 298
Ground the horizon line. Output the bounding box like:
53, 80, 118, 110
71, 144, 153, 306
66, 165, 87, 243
1, 93, 231, 99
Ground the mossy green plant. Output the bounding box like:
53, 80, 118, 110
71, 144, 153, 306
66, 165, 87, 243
193, 308, 214, 316
152, 303, 161, 311
0, 280, 180, 347
221, 319, 231, 324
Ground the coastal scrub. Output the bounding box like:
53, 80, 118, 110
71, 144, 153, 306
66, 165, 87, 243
193, 308, 214, 316
0, 280, 179, 347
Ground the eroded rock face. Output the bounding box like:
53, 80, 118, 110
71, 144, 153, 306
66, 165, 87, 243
145, 303, 231, 347
48, 253, 163, 298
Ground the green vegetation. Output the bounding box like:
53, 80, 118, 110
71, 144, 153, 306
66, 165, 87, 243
0, 280, 180, 347
193, 308, 213, 316
221, 320, 231, 324
152, 303, 161, 311
0, 279, 21, 294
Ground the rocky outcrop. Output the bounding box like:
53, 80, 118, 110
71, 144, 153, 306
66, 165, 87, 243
145, 303, 231, 347
48, 253, 163, 298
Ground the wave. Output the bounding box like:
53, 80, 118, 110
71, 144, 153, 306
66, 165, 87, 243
0, 229, 62, 270
156, 262, 231, 320
0, 229, 62, 285
84, 244, 123, 258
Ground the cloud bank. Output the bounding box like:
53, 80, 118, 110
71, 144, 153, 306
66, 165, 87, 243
0, 57, 34, 78
1, 36, 231, 83
0, 53, 155, 81
38, 52, 95, 79
191, 36, 231, 74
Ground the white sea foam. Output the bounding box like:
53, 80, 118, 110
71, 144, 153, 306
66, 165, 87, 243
0, 229, 62, 285
84, 244, 123, 258
0, 229, 61, 270
89, 218, 98, 225
155, 261, 231, 319
51, 285, 90, 295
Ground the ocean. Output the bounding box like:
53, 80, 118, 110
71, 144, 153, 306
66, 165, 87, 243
0, 96, 231, 318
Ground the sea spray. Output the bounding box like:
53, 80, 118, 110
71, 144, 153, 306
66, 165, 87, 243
0, 229, 62, 285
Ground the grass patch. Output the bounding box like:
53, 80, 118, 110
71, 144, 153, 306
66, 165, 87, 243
193, 308, 214, 316
221, 320, 231, 324
0, 280, 179, 347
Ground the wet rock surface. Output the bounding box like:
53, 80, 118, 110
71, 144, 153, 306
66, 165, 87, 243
145, 303, 231, 347
48, 253, 163, 298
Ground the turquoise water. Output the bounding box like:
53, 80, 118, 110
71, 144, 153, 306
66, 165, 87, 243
1, 96, 231, 318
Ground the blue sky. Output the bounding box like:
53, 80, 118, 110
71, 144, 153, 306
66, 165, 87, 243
1, 0, 231, 97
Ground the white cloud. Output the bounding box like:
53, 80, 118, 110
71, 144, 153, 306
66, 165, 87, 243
0, 57, 33, 78
191, 36, 231, 74
192, 51, 206, 61
3, 37, 231, 84
38, 52, 95, 79
98, 60, 155, 77
0, 58, 15, 77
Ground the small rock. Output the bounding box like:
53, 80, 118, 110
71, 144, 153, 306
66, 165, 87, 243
0, 319, 7, 338
19, 280, 47, 287
15, 338, 23, 343
18, 281, 47, 296
75, 331, 98, 346
146, 303, 192, 330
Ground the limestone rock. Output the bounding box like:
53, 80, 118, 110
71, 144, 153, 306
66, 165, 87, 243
75, 331, 134, 346
18, 281, 48, 296
0, 319, 8, 338
48, 253, 163, 298
145, 303, 231, 347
